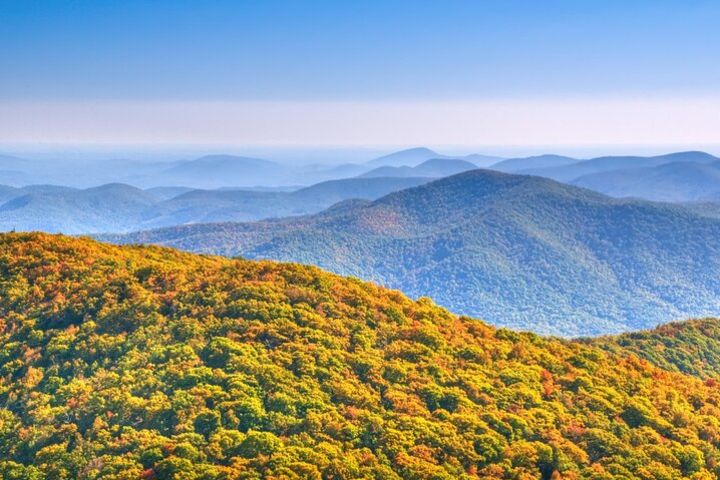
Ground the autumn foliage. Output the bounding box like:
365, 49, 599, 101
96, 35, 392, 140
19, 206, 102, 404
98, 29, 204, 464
0, 233, 719, 479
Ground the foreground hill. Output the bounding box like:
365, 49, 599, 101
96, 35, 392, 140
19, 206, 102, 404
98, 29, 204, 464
572, 161, 720, 202
3, 233, 720, 479
107, 170, 720, 336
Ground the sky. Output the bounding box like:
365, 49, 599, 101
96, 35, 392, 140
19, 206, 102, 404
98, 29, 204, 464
1, 0, 719, 151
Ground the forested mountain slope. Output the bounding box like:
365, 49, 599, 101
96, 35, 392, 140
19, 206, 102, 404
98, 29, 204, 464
2, 233, 720, 479
106, 170, 720, 336
588, 318, 720, 379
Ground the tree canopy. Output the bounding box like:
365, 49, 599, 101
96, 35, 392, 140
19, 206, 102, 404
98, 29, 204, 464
1, 233, 720, 479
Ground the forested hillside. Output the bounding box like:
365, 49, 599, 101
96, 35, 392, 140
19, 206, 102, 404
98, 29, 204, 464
1, 233, 720, 479
589, 318, 720, 379
106, 170, 720, 336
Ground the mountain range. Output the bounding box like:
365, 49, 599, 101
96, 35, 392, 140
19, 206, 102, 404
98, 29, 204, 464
489, 154, 578, 173
0, 176, 433, 233
365, 147, 502, 168
0, 183, 157, 233
0, 148, 499, 189
359, 158, 479, 178
489, 150, 720, 203
572, 160, 720, 202
152, 149, 502, 188
3, 232, 720, 478
105, 169, 720, 336
5, 148, 720, 204
142, 176, 432, 230
510, 151, 719, 182
158, 155, 290, 188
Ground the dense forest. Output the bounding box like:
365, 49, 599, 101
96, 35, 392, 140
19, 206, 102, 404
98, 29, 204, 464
1, 233, 720, 478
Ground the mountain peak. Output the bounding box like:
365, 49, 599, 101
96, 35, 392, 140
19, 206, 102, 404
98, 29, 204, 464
655, 150, 719, 162
359, 157, 478, 179
415, 158, 476, 168
389, 146, 437, 155
373, 168, 604, 218
366, 147, 443, 167
490, 154, 579, 173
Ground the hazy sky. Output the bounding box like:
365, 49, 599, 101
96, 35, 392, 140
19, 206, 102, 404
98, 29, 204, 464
1, 0, 719, 148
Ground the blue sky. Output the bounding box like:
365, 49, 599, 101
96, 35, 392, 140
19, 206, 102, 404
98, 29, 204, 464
3, 0, 719, 100
1, 0, 719, 148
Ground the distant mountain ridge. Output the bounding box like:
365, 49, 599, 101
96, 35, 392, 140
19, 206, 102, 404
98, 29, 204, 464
365, 147, 503, 168
0, 176, 434, 233
0, 148, 505, 188
359, 158, 478, 178
365, 147, 445, 167
3, 148, 718, 193
159, 155, 290, 188
2, 149, 720, 236
105, 169, 720, 336
488, 150, 720, 203
490, 154, 578, 173
572, 160, 720, 202
141, 176, 432, 230
517, 151, 719, 182
0, 183, 157, 233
